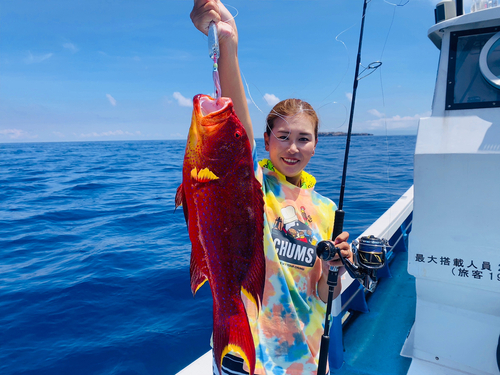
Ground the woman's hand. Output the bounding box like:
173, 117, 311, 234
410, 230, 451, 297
320, 231, 352, 275
317, 231, 352, 302
190, 0, 237, 45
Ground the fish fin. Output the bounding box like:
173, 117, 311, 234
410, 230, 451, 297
213, 297, 256, 375
241, 180, 266, 311
192, 274, 208, 295
190, 242, 209, 297
190, 167, 219, 183
175, 184, 184, 208
175, 184, 189, 224
190, 168, 198, 181
241, 287, 259, 310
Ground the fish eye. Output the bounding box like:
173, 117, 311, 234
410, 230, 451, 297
234, 130, 242, 138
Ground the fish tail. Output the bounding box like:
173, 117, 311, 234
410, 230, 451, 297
213, 296, 256, 375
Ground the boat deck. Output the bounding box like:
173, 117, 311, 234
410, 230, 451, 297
334, 249, 415, 375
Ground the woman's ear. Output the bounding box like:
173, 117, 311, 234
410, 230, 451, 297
312, 138, 318, 155
264, 133, 270, 151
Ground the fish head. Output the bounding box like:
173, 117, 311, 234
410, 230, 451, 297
189, 94, 250, 165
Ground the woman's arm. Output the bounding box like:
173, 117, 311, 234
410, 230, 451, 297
190, 0, 254, 145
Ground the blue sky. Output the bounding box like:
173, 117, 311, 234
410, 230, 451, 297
0, 0, 473, 143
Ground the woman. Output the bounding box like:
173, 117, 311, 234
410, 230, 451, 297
190, 1, 353, 374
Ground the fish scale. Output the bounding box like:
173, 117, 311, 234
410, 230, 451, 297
176, 94, 265, 375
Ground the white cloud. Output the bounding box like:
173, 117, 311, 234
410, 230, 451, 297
173, 92, 192, 107
0, 129, 29, 139
263, 93, 280, 106
24, 51, 53, 64
63, 43, 78, 53
366, 111, 431, 130
106, 94, 117, 106
52, 131, 65, 138
368, 109, 384, 118
79, 130, 141, 138
346, 92, 353, 102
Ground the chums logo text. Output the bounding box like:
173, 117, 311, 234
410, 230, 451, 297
271, 206, 319, 268
273, 237, 316, 267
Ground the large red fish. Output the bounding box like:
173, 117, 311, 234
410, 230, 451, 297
175, 94, 265, 375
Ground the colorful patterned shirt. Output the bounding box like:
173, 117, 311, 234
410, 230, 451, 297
239, 150, 336, 374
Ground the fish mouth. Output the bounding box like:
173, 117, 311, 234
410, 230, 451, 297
194, 95, 233, 127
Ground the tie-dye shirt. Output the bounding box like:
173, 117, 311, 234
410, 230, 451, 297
239, 151, 336, 375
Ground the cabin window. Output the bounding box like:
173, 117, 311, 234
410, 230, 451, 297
446, 26, 500, 110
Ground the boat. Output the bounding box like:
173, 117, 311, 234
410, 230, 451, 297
177, 1, 500, 374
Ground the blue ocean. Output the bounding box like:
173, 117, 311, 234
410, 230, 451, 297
0, 136, 415, 375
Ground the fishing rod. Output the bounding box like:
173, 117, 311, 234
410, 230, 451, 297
315, 0, 389, 373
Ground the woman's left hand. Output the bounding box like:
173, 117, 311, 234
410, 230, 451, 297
321, 231, 352, 274
317, 231, 352, 302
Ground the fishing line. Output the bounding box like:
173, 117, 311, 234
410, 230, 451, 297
266, 108, 318, 142
376, 0, 411, 204
243, 72, 320, 142
318, 0, 373, 105
316, 0, 378, 132
379, 0, 410, 61
242, 73, 266, 116
383, 0, 410, 6
238, 1, 365, 135
378, 4, 396, 206
314, 23, 356, 130
377, 67, 393, 204
219, 3, 239, 23
317, 26, 353, 106
317, 102, 350, 130
215, 2, 305, 142
242, 74, 291, 141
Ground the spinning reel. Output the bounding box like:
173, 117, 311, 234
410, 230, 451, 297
316, 235, 389, 291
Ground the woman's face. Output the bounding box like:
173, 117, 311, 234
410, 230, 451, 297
264, 113, 318, 186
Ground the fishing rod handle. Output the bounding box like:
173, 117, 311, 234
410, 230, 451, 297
317, 335, 330, 375
332, 209, 345, 240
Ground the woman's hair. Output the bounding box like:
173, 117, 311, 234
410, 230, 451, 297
265, 99, 319, 139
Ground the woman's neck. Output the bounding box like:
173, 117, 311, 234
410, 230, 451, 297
286, 175, 301, 187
